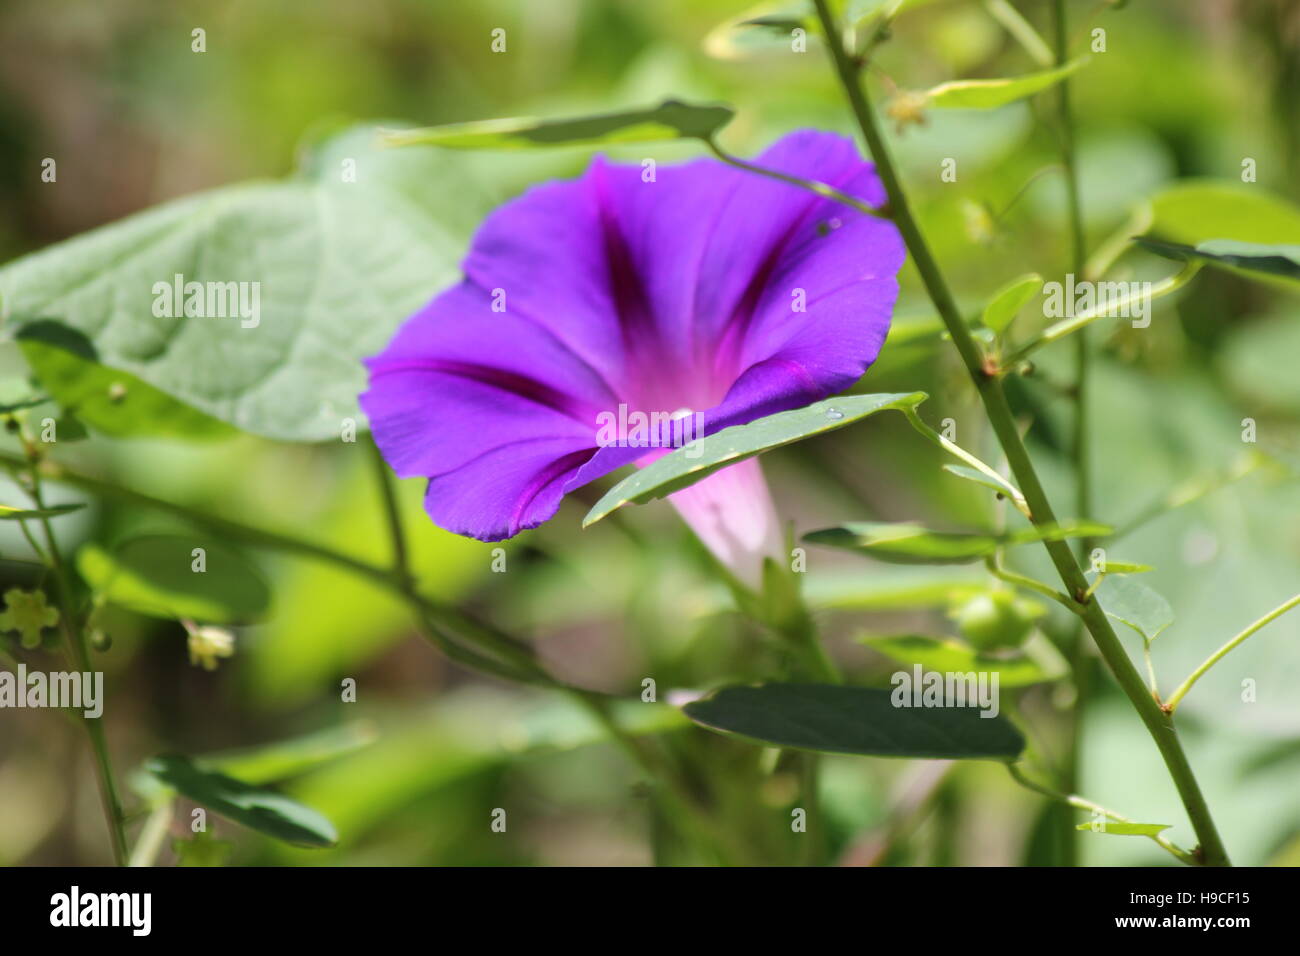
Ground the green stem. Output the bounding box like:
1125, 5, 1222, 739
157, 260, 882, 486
1165, 592, 1300, 713
983, 554, 1076, 613
703, 137, 888, 220
985, 0, 1053, 66
810, 0, 1230, 866
1004, 262, 1202, 366
127, 798, 174, 867
1006, 762, 1196, 865
25, 455, 128, 866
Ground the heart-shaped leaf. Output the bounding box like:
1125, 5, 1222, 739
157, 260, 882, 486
0, 124, 500, 441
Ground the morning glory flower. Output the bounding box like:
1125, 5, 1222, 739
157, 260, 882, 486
362, 130, 903, 581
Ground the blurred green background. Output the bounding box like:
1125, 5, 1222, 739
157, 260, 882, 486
0, 0, 1297, 866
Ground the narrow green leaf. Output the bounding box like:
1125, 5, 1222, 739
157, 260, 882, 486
583, 392, 927, 526
683, 683, 1024, 759
1136, 236, 1300, 283
198, 723, 378, 785
860, 634, 1061, 687
144, 754, 337, 848
927, 56, 1089, 109
0, 502, 85, 521
1095, 560, 1153, 574
981, 273, 1043, 334
77, 534, 270, 624
1094, 574, 1173, 642
382, 99, 734, 150
1076, 822, 1171, 837
16, 320, 236, 440
803, 519, 1111, 564
943, 464, 1021, 499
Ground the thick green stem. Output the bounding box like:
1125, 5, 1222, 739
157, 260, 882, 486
810, 0, 1229, 866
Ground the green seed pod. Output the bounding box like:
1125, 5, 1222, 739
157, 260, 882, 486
951, 590, 1044, 650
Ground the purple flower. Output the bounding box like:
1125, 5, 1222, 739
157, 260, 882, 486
362, 130, 903, 578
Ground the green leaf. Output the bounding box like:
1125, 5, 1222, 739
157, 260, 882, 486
583, 393, 927, 526
683, 683, 1024, 759
1093, 574, 1173, 642
860, 634, 1061, 687
15, 320, 236, 440
981, 273, 1043, 334
803, 519, 1111, 564
382, 99, 734, 150
144, 754, 337, 848
1135, 236, 1300, 283
703, 2, 812, 61
1095, 560, 1153, 574
0, 124, 501, 441
803, 567, 984, 610
926, 56, 1089, 109
0, 502, 84, 520
1147, 180, 1300, 245
198, 723, 378, 785
1075, 821, 1171, 837
77, 534, 270, 624
942, 464, 1021, 499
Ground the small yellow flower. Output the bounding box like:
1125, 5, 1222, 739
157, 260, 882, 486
186, 624, 235, 671
0, 588, 60, 649
886, 90, 930, 133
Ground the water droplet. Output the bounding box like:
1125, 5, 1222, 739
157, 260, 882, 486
825, 408, 844, 421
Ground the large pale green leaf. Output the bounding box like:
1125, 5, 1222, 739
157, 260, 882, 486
1136, 236, 1300, 283
144, 754, 337, 848
804, 519, 1110, 564
926, 56, 1089, 109
0, 125, 499, 441
683, 683, 1024, 759
859, 633, 1061, 687
583, 393, 927, 526
77, 533, 270, 624
383, 100, 733, 150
